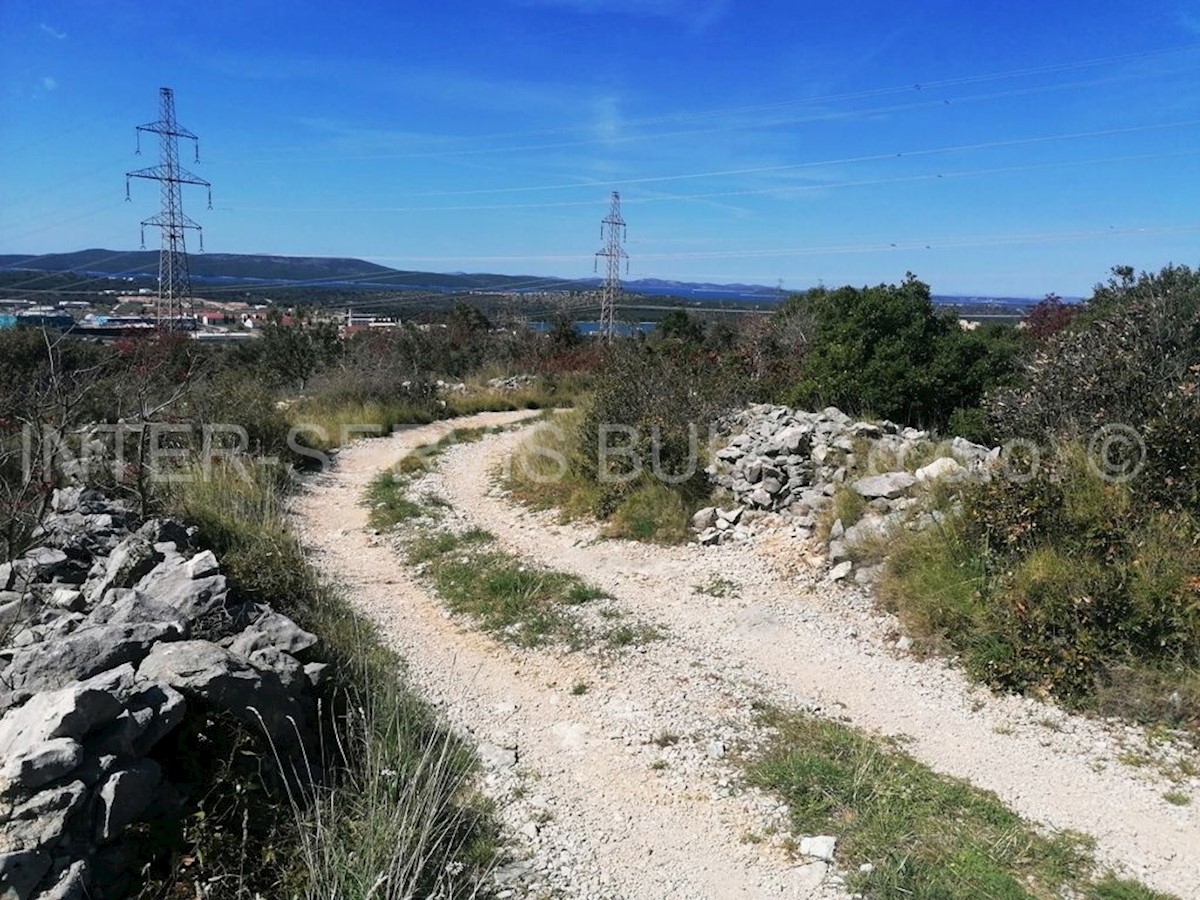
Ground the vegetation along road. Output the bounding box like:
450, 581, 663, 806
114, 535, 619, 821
293, 411, 1198, 898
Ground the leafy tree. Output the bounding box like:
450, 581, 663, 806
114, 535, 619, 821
784, 275, 941, 424
259, 309, 340, 390
1023, 293, 1078, 340
654, 310, 705, 345
780, 275, 1021, 429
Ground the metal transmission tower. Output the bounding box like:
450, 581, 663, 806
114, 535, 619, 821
594, 191, 628, 340
126, 87, 212, 327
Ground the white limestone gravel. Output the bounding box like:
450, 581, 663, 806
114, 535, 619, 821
293, 412, 1199, 898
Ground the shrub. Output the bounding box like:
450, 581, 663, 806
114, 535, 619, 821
883, 445, 1200, 727
782, 275, 1021, 429
1023, 293, 1079, 340
725, 308, 811, 400
988, 264, 1200, 512
946, 406, 993, 444
578, 341, 739, 522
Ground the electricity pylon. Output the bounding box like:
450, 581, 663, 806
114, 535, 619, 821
594, 191, 627, 340
126, 87, 212, 327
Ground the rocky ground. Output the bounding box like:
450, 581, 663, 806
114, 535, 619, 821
294, 412, 1200, 898
694, 404, 996, 587
0, 490, 323, 899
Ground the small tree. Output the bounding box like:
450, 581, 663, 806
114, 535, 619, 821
1023, 293, 1077, 340
0, 329, 111, 560
259, 309, 340, 390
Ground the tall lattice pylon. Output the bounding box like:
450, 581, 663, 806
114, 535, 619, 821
594, 191, 628, 340
126, 87, 212, 327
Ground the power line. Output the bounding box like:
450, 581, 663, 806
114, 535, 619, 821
218, 130, 1200, 216
213, 45, 1200, 165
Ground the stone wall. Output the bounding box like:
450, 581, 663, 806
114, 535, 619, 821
695, 405, 999, 580
0, 488, 322, 900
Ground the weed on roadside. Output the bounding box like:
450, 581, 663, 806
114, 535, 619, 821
693, 575, 740, 598
163, 463, 501, 898
744, 706, 1174, 899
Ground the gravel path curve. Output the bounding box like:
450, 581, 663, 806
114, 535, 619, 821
294, 411, 845, 899
294, 412, 1199, 898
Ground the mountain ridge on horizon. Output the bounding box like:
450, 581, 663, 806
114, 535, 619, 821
0, 248, 1047, 305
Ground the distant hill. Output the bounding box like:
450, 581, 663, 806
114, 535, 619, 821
0, 249, 393, 283
0, 249, 1044, 308
0, 249, 578, 293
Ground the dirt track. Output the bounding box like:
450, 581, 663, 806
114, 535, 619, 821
293, 412, 1199, 898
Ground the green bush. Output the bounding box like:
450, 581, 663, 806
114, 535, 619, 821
577, 342, 739, 533
947, 405, 993, 444
884, 445, 1200, 727
988, 264, 1200, 513
781, 275, 1022, 429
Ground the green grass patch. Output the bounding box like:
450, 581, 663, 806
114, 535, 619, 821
159, 463, 500, 898
818, 484, 868, 541
693, 575, 740, 598
363, 469, 427, 529
504, 411, 701, 545
405, 527, 653, 651
605, 480, 692, 544
745, 707, 1174, 899
503, 412, 604, 519
879, 519, 988, 656
396, 425, 495, 476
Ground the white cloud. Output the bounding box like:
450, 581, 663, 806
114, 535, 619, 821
41, 76, 58, 91
39, 23, 67, 40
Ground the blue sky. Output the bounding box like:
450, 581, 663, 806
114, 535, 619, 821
2, 0, 1199, 296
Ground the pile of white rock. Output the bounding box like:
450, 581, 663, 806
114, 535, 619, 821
486, 374, 537, 392
694, 405, 1000, 575
0, 488, 323, 900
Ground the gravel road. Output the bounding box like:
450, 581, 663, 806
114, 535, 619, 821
293, 412, 1199, 898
